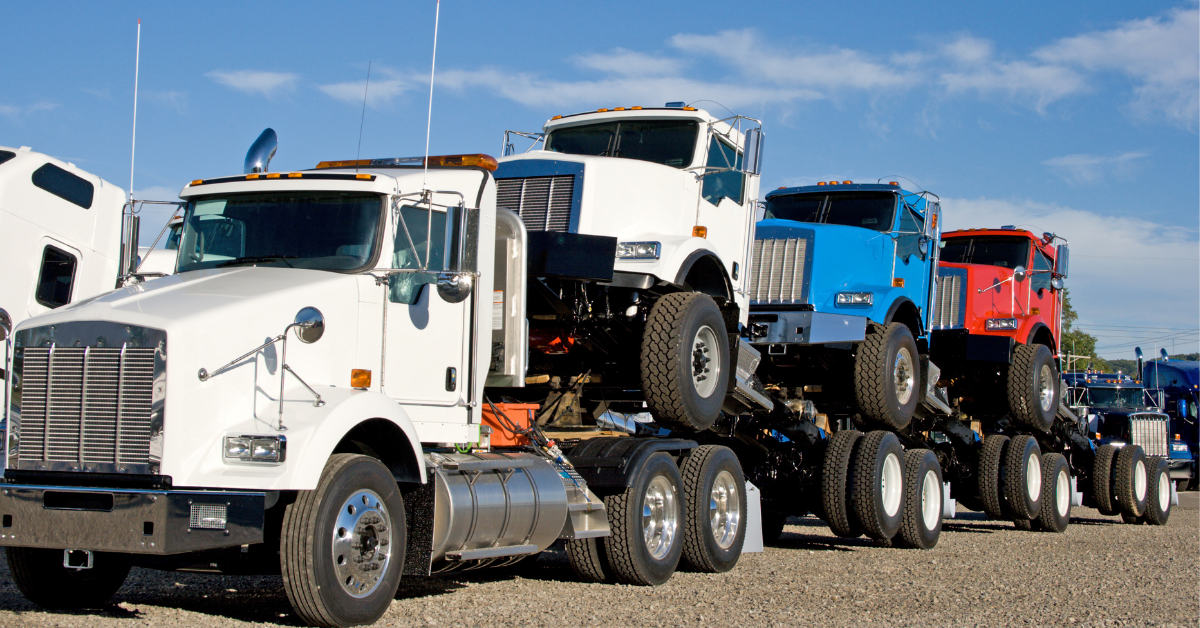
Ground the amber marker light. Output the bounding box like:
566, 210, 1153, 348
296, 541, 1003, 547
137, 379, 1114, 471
892, 278, 905, 287
190, 179, 204, 186
693, 226, 708, 238
843, 180, 853, 184
351, 369, 372, 389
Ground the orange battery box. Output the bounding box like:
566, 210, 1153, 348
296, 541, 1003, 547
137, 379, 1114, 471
481, 403, 540, 447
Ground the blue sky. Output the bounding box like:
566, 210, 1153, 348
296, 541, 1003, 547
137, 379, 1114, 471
2, 1, 1197, 359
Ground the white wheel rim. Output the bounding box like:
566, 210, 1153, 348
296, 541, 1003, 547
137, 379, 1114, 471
691, 324, 721, 398
893, 347, 914, 405
1055, 468, 1070, 517
1026, 452, 1042, 503
709, 470, 742, 550
1134, 460, 1147, 502
332, 489, 392, 598
643, 475, 679, 560
1038, 364, 1055, 412
1157, 470, 1170, 513
921, 469, 941, 530
882, 452, 903, 517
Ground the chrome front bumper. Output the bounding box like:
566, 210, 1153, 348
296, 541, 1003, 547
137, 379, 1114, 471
1168, 458, 1193, 480
0, 485, 264, 554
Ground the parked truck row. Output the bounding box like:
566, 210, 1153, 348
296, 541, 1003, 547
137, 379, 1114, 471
0, 105, 1175, 627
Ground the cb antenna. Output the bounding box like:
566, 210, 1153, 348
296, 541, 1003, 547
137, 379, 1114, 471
356, 61, 372, 172
129, 18, 141, 202
421, 0, 441, 191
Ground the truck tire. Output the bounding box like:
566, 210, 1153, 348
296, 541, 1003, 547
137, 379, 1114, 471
1113, 445, 1149, 520
761, 511, 788, 545
978, 434, 1010, 520
641, 292, 729, 432
849, 430, 905, 540
602, 452, 684, 585
822, 429, 864, 538
1092, 444, 1119, 516
679, 445, 747, 573
1003, 434, 1043, 520
281, 454, 406, 628
6, 547, 130, 609
1141, 456, 1172, 526
565, 537, 611, 583
854, 323, 920, 431
1034, 453, 1071, 533
1006, 344, 1058, 432
893, 449, 943, 549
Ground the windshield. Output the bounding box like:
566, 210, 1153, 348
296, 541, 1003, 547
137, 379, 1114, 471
764, 192, 897, 232
545, 120, 698, 168
1088, 387, 1149, 409
940, 236, 1030, 269
176, 191, 383, 273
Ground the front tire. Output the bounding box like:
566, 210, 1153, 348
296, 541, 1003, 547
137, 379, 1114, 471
6, 547, 129, 609
281, 454, 406, 628
641, 292, 730, 432
1034, 453, 1071, 533
893, 449, 943, 549
854, 323, 920, 431
602, 452, 684, 585
1003, 434, 1043, 520
1113, 445, 1149, 520
1006, 344, 1058, 432
849, 430, 905, 540
679, 446, 747, 573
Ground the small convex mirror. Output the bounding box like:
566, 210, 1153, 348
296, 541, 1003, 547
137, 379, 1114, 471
1013, 265, 1027, 283
0, 307, 11, 342
293, 307, 325, 343
436, 272, 473, 304
1050, 276, 1064, 290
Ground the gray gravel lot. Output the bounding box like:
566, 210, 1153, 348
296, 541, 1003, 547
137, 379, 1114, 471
0, 494, 1195, 628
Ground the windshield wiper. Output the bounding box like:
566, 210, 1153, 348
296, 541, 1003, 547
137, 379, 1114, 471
217, 255, 297, 268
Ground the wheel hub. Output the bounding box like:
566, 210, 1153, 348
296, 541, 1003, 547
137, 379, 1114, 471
332, 489, 392, 598
642, 475, 679, 560
882, 452, 903, 518
709, 470, 742, 550
1157, 470, 1170, 513
1134, 460, 1147, 502
1025, 453, 1042, 503
1055, 467, 1070, 517
691, 325, 721, 398
1038, 364, 1055, 412
921, 469, 941, 530
893, 348, 914, 405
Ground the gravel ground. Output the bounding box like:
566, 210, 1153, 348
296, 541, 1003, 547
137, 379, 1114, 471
0, 494, 1195, 628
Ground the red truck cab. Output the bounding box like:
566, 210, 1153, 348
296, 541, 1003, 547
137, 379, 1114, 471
929, 227, 1069, 430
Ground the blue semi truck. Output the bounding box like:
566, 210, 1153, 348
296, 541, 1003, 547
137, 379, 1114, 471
1142, 358, 1199, 490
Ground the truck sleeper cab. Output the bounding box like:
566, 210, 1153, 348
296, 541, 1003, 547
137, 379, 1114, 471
0, 138, 751, 626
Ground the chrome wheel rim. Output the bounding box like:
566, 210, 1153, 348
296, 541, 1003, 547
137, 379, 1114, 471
709, 470, 741, 550
921, 469, 941, 530
1157, 470, 1170, 512
643, 475, 679, 560
894, 348, 914, 405
691, 325, 720, 398
332, 489, 392, 598
882, 452, 903, 518
1055, 468, 1070, 517
1038, 364, 1055, 412
1026, 452, 1042, 503
1134, 460, 1147, 502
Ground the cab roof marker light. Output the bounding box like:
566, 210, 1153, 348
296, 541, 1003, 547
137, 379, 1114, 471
843, 180, 852, 184
631, 106, 643, 110
190, 179, 204, 186
315, 154, 498, 172
551, 115, 563, 120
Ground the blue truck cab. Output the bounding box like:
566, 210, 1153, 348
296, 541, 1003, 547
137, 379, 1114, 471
1063, 371, 1173, 470
1143, 360, 1199, 490
745, 181, 942, 430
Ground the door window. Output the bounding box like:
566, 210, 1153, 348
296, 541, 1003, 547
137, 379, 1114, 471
702, 137, 744, 205
1032, 249, 1053, 292
389, 204, 448, 304
35, 245, 77, 308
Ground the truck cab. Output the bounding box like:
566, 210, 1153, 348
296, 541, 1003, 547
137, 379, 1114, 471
1065, 372, 1171, 462
1140, 359, 1198, 489
746, 181, 942, 431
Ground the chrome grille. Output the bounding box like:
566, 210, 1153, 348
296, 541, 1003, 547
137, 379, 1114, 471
496, 175, 575, 232
1129, 415, 1168, 457
931, 274, 965, 329
749, 238, 809, 304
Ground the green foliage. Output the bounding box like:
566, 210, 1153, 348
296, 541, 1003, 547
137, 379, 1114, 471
1060, 288, 1110, 372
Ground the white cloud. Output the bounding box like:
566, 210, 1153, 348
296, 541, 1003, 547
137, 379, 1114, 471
144, 90, 187, 113
319, 67, 411, 109
1035, 7, 1199, 126
1042, 152, 1149, 184
573, 49, 682, 77
0, 101, 58, 119
937, 35, 1086, 112
942, 196, 1199, 356
206, 70, 299, 98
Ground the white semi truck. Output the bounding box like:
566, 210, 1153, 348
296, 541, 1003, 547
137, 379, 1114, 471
0, 113, 762, 627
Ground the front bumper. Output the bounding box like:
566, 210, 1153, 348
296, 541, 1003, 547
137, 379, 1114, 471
1168, 458, 1193, 480
747, 310, 867, 346
0, 485, 264, 554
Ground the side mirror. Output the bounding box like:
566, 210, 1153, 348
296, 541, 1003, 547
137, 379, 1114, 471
0, 307, 10, 342
923, 202, 941, 239
1050, 276, 1064, 290
293, 307, 325, 344
1180, 399, 1189, 418
1013, 265, 1027, 283
741, 127, 764, 176
436, 272, 473, 304
1055, 243, 1069, 278
918, 239, 929, 256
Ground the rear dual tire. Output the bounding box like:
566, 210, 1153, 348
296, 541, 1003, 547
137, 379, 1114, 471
892, 449, 943, 549
1138, 457, 1172, 526
977, 434, 1043, 521
679, 446, 747, 573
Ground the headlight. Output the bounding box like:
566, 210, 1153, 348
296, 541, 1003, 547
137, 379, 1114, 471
985, 318, 1018, 330
225, 435, 287, 463
615, 241, 661, 260
836, 292, 873, 306
1172, 443, 1189, 452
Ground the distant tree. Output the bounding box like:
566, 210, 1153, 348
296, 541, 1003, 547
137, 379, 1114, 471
1060, 288, 1111, 372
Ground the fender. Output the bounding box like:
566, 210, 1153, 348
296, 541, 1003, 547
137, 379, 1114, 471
178, 387, 425, 491
674, 248, 734, 302
565, 437, 697, 494
883, 296, 919, 331
1023, 320, 1053, 348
